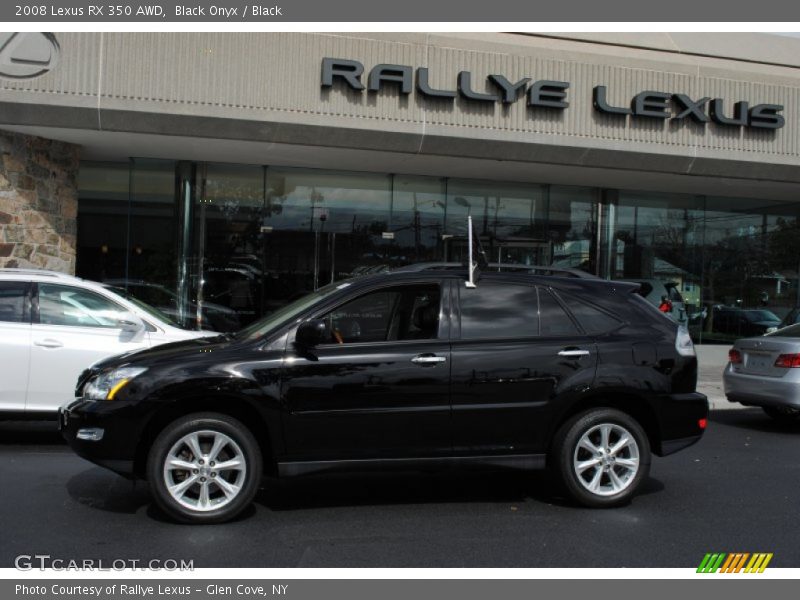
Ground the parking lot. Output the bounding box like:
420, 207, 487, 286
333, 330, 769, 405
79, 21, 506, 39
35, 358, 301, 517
2, 407, 798, 569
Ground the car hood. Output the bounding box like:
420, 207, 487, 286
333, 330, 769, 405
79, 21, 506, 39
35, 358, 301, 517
91, 334, 238, 371
158, 327, 219, 342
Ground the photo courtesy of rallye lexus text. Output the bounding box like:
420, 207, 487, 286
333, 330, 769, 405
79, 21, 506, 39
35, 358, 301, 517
60, 257, 708, 524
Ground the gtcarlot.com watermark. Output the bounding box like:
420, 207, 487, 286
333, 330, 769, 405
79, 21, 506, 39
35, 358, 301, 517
14, 554, 194, 571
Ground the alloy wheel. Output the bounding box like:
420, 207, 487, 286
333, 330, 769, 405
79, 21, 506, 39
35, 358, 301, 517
163, 430, 247, 512
572, 423, 640, 497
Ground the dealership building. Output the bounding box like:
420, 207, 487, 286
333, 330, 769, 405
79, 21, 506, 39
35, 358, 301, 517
1, 31, 800, 344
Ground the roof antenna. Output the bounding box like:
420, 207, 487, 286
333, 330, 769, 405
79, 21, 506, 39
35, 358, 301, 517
465, 215, 488, 288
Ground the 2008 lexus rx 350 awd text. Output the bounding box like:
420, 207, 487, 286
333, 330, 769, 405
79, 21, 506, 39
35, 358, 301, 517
60, 267, 708, 523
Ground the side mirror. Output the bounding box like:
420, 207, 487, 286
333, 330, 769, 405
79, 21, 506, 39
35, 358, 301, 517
116, 312, 145, 334
296, 319, 326, 347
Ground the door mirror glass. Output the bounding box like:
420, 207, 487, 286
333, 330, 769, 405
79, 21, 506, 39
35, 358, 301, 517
296, 319, 327, 347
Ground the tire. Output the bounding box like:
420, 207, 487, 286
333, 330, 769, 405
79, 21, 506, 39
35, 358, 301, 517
762, 406, 800, 424
550, 408, 651, 508
146, 412, 263, 524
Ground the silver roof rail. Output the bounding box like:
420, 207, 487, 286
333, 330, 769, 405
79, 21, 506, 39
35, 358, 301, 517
0, 268, 81, 281
390, 262, 599, 279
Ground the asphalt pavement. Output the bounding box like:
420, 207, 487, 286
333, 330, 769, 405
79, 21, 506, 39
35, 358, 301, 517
1, 409, 798, 568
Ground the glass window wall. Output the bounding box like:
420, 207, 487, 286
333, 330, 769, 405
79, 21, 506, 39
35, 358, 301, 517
76, 159, 800, 342
445, 179, 547, 266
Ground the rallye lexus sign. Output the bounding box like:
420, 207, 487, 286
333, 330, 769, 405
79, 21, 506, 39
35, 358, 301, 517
321, 58, 785, 130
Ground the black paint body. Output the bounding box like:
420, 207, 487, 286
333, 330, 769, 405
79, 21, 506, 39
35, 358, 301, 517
61, 271, 708, 479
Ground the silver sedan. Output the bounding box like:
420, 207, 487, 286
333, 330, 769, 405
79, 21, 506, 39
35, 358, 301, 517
723, 323, 800, 423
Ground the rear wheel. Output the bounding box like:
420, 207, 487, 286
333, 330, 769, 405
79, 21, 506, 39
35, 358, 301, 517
551, 408, 651, 507
147, 412, 262, 524
762, 406, 800, 424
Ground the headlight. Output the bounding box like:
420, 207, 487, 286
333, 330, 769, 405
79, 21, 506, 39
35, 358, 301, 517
83, 367, 148, 401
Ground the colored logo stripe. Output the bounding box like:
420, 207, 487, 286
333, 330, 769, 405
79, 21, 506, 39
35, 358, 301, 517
697, 553, 726, 573
745, 553, 773, 573
720, 553, 749, 573
697, 553, 772, 573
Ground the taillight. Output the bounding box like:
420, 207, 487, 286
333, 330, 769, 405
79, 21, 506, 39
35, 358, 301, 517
698, 418, 707, 430
774, 353, 800, 368
728, 349, 743, 364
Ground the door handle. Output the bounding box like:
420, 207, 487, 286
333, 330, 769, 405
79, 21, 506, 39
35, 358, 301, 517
558, 348, 589, 358
34, 339, 63, 349
411, 354, 447, 365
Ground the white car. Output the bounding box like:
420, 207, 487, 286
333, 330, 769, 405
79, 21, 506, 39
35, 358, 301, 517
0, 269, 217, 417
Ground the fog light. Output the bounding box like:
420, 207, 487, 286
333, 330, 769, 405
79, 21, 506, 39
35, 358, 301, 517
76, 428, 104, 441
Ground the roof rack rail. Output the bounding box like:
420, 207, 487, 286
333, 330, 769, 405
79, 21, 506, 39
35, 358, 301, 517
389, 262, 599, 279
0, 268, 81, 280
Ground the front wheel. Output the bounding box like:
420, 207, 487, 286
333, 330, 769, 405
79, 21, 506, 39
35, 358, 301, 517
550, 408, 651, 508
763, 406, 800, 424
147, 412, 263, 524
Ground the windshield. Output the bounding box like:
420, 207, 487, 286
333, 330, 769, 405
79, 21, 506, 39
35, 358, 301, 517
234, 280, 352, 341
109, 287, 183, 329
745, 310, 780, 322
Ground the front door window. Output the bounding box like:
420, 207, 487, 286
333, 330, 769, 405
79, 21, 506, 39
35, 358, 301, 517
319, 284, 441, 345
37, 284, 129, 328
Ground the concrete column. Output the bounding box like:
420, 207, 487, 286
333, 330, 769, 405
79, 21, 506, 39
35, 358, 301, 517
0, 130, 80, 274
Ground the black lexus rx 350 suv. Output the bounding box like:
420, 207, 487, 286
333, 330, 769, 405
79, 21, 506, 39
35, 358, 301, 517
61, 268, 708, 523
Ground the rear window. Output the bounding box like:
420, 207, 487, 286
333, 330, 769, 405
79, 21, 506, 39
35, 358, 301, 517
630, 293, 674, 322
556, 291, 623, 335
459, 282, 538, 339
537, 288, 580, 337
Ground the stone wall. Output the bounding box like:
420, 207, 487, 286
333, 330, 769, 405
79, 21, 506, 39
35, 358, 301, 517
0, 131, 79, 274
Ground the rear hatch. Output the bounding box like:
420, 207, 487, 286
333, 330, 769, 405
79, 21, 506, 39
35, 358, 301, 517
732, 337, 800, 377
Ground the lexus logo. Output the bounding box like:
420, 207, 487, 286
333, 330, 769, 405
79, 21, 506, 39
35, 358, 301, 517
0, 33, 59, 80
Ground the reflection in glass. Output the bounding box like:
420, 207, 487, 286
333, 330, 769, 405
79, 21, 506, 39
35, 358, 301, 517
611, 191, 703, 337
322, 284, 440, 344
77, 160, 183, 327
446, 179, 547, 266
129, 159, 179, 305
76, 161, 130, 282
548, 186, 598, 275
75, 160, 800, 345
538, 288, 580, 337
702, 196, 800, 343
264, 168, 392, 296
390, 176, 446, 263
459, 283, 538, 339
195, 163, 264, 330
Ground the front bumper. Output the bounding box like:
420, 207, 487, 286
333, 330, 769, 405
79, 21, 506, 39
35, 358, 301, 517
723, 365, 800, 409
60, 398, 149, 477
